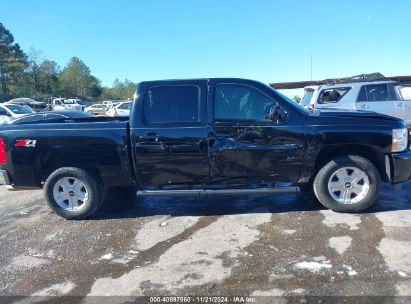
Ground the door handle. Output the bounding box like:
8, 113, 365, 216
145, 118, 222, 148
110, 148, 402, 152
139, 132, 159, 141
397, 103, 406, 107
360, 104, 369, 109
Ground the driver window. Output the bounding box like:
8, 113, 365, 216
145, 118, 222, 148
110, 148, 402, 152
214, 84, 274, 120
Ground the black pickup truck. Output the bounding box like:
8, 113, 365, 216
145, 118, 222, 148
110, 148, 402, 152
1, 78, 411, 219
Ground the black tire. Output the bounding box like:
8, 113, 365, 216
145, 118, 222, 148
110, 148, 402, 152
44, 167, 103, 219
313, 155, 380, 213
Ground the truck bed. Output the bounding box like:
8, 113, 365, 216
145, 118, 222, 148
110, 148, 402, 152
0, 119, 135, 187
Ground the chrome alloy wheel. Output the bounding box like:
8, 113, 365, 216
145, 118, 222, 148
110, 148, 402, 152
52, 177, 89, 211
327, 166, 370, 205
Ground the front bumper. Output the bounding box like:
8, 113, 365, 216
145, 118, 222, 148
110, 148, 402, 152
391, 150, 411, 183
0, 170, 11, 185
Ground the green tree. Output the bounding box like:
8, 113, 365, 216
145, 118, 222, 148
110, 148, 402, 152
27, 48, 44, 92
0, 23, 28, 100
293, 95, 301, 103
59, 57, 101, 97
38, 59, 60, 95
101, 78, 136, 100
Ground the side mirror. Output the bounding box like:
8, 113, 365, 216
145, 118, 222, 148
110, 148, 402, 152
268, 105, 288, 123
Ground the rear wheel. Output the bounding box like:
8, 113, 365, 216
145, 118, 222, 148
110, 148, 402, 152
44, 167, 102, 219
313, 155, 380, 212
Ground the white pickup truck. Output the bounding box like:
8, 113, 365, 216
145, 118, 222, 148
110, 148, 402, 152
300, 80, 411, 125
51, 98, 83, 111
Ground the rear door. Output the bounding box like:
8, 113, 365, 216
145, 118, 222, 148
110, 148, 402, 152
207, 80, 306, 184
131, 80, 209, 185
356, 84, 402, 118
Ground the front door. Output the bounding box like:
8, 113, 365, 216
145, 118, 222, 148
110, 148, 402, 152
131, 80, 209, 186
208, 81, 306, 184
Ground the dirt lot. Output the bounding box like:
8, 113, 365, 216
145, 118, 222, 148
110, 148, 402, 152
0, 182, 410, 301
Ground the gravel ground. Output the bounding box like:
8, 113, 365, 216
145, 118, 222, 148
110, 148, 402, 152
0, 182, 410, 302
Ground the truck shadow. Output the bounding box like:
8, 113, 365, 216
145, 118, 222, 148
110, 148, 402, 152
92, 193, 324, 220
91, 181, 411, 220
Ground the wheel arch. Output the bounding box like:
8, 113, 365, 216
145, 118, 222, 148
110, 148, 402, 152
313, 144, 389, 182
41, 150, 102, 184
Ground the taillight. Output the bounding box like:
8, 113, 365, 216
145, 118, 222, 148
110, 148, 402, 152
0, 138, 7, 164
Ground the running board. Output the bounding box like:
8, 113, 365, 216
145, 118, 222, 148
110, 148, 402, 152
137, 187, 300, 197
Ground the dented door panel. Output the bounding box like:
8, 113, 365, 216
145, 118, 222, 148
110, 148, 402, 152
209, 122, 305, 183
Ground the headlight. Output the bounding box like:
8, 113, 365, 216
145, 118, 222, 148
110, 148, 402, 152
392, 128, 408, 152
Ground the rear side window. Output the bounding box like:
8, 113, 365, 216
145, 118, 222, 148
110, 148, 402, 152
318, 87, 350, 104
143, 85, 199, 123
357, 84, 391, 102
357, 86, 367, 102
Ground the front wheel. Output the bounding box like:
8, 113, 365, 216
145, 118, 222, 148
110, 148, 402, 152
313, 155, 380, 213
44, 167, 103, 219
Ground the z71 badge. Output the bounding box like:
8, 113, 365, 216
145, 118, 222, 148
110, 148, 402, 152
15, 139, 37, 147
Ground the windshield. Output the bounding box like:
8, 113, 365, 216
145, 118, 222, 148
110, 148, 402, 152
118, 102, 131, 110
62, 100, 75, 104
271, 88, 308, 113
5, 104, 34, 114
73, 99, 85, 105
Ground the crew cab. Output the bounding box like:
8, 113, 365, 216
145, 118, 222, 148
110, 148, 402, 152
0, 78, 411, 219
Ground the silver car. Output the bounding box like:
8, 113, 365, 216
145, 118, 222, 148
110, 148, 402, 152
302, 80, 411, 125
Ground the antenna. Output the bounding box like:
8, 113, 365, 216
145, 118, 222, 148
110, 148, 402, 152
310, 54, 313, 82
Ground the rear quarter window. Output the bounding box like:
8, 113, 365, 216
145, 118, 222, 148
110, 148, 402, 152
318, 87, 351, 104
301, 89, 314, 107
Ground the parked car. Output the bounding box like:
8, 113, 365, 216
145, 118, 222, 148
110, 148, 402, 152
67, 98, 86, 111
9, 111, 94, 124
301, 80, 411, 125
0, 104, 34, 124
105, 102, 120, 111
84, 104, 108, 115
102, 100, 123, 106
0, 78, 411, 220
7, 98, 48, 112
51, 98, 83, 111
106, 101, 131, 117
